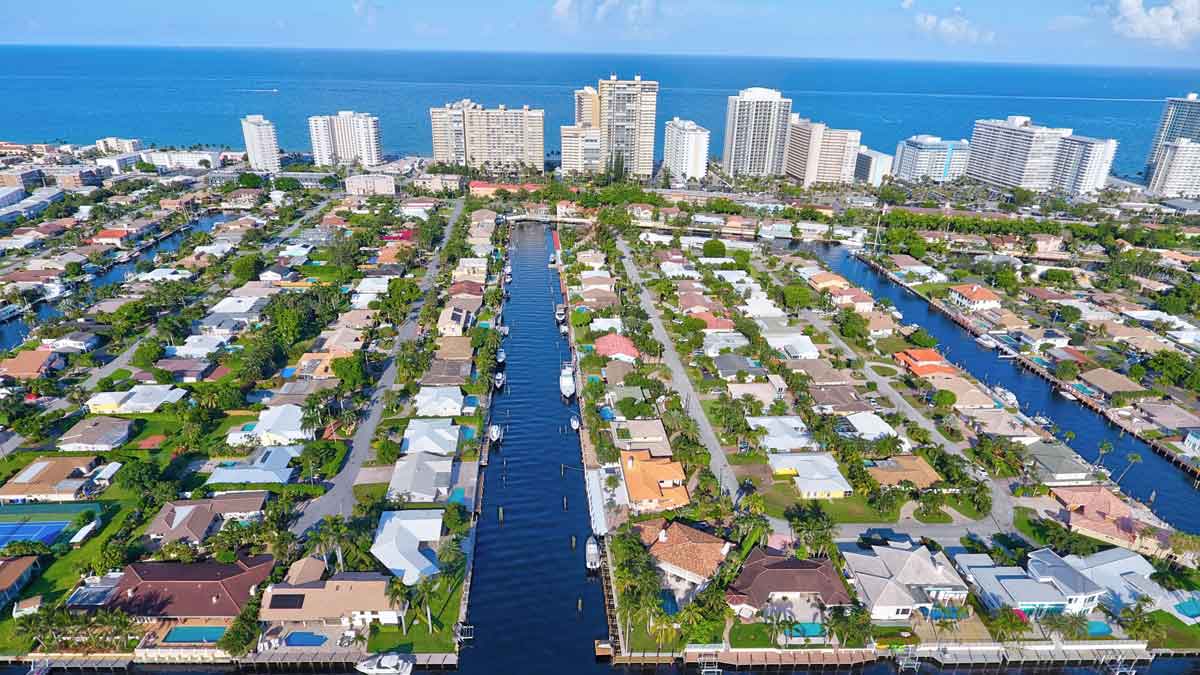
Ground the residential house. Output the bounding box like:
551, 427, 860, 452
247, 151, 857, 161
809, 385, 872, 415
866, 455, 941, 489
106, 554, 274, 619
924, 374, 996, 410
634, 519, 731, 606
0, 558, 38, 610
965, 408, 1043, 445
578, 288, 619, 310
1066, 548, 1198, 622
146, 491, 268, 544
894, 348, 956, 378
787, 359, 853, 386
259, 558, 399, 628
1080, 368, 1146, 401
620, 450, 689, 513
1052, 486, 1169, 556
205, 445, 302, 485
828, 288, 875, 313
1025, 548, 1105, 615
838, 412, 902, 445
714, 353, 767, 381
807, 272, 850, 293
259, 264, 298, 283
435, 336, 474, 362
387, 452, 453, 503
843, 543, 969, 622
948, 284, 1002, 312
768, 453, 852, 499
703, 331, 750, 358
58, 416, 132, 452
437, 306, 473, 337
954, 552, 1081, 618
370, 510, 444, 585
225, 405, 311, 447
42, 332, 101, 354
402, 418, 460, 456
1028, 441, 1096, 486
747, 416, 816, 452
0, 350, 64, 381
594, 334, 640, 363
726, 549, 850, 619
413, 386, 465, 418
86, 385, 188, 414
0, 455, 100, 502
153, 358, 214, 383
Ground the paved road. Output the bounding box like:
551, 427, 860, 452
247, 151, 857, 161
616, 239, 795, 534
291, 198, 462, 535
274, 195, 336, 243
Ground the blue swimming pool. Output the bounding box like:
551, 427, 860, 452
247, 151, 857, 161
1175, 598, 1200, 618
922, 606, 961, 621
659, 590, 680, 616
448, 487, 467, 504
598, 406, 616, 421
1072, 382, 1099, 397
787, 622, 825, 638
162, 626, 226, 644
1088, 621, 1112, 637
464, 395, 479, 407
462, 427, 476, 440
280, 367, 296, 378
285, 631, 327, 647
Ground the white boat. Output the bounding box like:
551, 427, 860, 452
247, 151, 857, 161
504, 273, 513, 284
549, 254, 556, 264
504, 264, 513, 275
585, 536, 601, 571
0, 304, 22, 321
559, 324, 568, 336
559, 364, 576, 398
1058, 389, 1078, 401
994, 386, 1019, 408
355, 653, 414, 675
496, 349, 506, 364
493, 372, 506, 388
488, 424, 503, 443
890, 309, 903, 320
975, 334, 998, 349
555, 304, 566, 323
570, 415, 580, 431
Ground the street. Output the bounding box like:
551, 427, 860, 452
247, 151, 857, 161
290, 197, 462, 535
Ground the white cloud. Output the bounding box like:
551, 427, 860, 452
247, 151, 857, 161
914, 7, 995, 44
552, 0, 660, 32
1112, 0, 1200, 46
351, 0, 381, 29
900, 0, 915, 9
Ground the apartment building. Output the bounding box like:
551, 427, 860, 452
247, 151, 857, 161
596, 75, 658, 178
722, 87, 792, 177
560, 124, 604, 175
240, 114, 281, 173
855, 147, 893, 187
967, 116, 1116, 195
1149, 138, 1200, 198
1147, 92, 1200, 181
892, 135, 970, 183
430, 100, 544, 173
663, 118, 709, 182
308, 110, 383, 167
784, 116, 861, 187
95, 137, 142, 154
1053, 135, 1118, 196
139, 150, 221, 171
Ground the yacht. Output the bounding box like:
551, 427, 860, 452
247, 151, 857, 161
549, 253, 557, 265
585, 536, 601, 572
488, 424, 504, 443
493, 372, 506, 389
1058, 389, 1078, 401
890, 309, 903, 320
975, 334, 998, 349
496, 348, 506, 365
504, 264, 513, 275
355, 654, 414, 675
504, 273, 513, 284
559, 364, 576, 398
570, 415, 580, 431
0, 304, 22, 321
559, 324, 568, 336
555, 304, 567, 323
993, 387, 1019, 408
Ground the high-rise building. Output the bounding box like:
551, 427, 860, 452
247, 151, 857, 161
854, 147, 893, 187
240, 115, 281, 173
430, 100, 544, 173
1147, 93, 1200, 180
596, 75, 658, 178
574, 86, 600, 127
783, 115, 861, 187
95, 137, 142, 155
1148, 138, 1200, 198
663, 118, 709, 182
1053, 135, 1118, 196
721, 87, 792, 177
561, 125, 604, 176
892, 135, 970, 183
308, 111, 383, 167
967, 116, 1116, 195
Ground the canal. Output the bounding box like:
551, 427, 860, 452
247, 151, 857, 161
813, 243, 1200, 535
0, 212, 224, 351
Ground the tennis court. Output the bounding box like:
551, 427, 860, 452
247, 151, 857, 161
0, 520, 69, 546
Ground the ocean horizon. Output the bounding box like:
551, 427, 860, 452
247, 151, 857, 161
5, 45, 1200, 178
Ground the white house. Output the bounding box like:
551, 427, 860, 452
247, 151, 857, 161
170, 334, 228, 359
386, 452, 453, 503
226, 404, 312, 447
413, 386, 465, 418
948, 284, 1002, 312
747, 416, 817, 452
767, 453, 852, 499
402, 418, 460, 456
85, 385, 188, 414
370, 510, 445, 585
843, 543, 970, 622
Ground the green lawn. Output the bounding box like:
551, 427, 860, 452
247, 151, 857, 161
763, 481, 899, 523
729, 622, 775, 648
366, 577, 464, 654
945, 495, 985, 521
1150, 610, 1200, 649
1012, 507, 1044, 545
869, 364, 898, 377
914, 506, 953, 524
873, 337, 910, 355
298, 264, 343, 282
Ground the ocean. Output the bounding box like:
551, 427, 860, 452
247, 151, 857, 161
4, 46, 1200, 179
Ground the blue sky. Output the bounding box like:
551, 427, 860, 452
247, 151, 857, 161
6, 0, 1200, 67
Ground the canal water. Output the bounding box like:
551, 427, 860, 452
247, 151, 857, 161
813, 244, 1200, 535
0, 212, 224, 350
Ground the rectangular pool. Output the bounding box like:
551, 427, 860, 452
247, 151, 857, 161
1087, 621, 1112, 637
788, 623, 825, 638
163, 626, 226, 644
1175, 598, 1200, 618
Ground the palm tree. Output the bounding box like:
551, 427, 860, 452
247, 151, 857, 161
386, 577, 413, 636
1117, 452, 1143, 483
1042, 612, 1087, 642
989, 607, 1028, 643
414, 576, 438, 633
316, 516, 349, 572
1096, 441, 1113, 470
1119, 597, 1165, 643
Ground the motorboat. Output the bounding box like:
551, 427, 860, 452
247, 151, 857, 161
355, 653, 414, 675
496, 348, 506, 365
1032, 415, 1052, 427
890, 309, 903, 320
585, 536, 601, 571
489, 424, 504, 443
494, 372, 506, 388
0, 304, 22, 321
559, 364, 576, 398
559, 324, 568, 336
505, 273, 513, 284
549, 253, 557, 265
555, 304, 567, 323
504, 264, 513, 275
993, 387, 1019, 408
570, 415, 580, 431
975, 334, 999, 349
1058, 389, 1078, 401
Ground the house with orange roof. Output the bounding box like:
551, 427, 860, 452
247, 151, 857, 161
828, 288, 875, 314
594, 334, 640, 363
0, 350, 65, 380
91, 229, 135, 248
893, 348, 957, 377
948, 284, 1002, 311
807, 272, 850, 293
634, 518, 731, 604
689, 311, 735, 332
1051, 486, 1170, 557
620, 450, 689, 514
